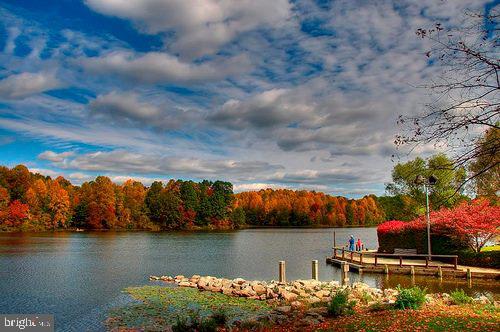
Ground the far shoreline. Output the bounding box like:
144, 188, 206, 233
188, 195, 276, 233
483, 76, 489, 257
0, 224, 378, 234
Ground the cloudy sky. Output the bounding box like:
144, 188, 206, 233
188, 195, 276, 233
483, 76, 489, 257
0, 0, 495, 196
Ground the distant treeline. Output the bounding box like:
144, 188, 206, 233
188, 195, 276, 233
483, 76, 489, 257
1, 165, 394, 231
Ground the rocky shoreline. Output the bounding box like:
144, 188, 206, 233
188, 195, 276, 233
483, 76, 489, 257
102, 275, 500, 330
149, 275, 496, 309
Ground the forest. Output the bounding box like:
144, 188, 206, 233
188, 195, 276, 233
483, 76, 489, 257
0, 164, 387, 231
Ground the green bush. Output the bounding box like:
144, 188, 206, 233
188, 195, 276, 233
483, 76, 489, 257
327, 289, 356, 317
450, 289, 473, 305
394, 286, 427, 310
458, 250, 500, 268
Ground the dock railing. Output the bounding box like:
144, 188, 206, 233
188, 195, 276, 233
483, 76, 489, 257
332, 246, 459, 270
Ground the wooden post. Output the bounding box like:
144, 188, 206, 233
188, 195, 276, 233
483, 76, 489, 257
312, 260, 319, 281
437, 266, 443, 278
399, 256, 403, 267
410, 265, 415, 276
454, 256, 458, 270
342, 248, 345, 259
466, 268, 472, 281
359, 253, 363, 265
279, 261, 286, 283
425, 257, 429, 268
350, 251, 353, 262
341, 262, 349, 285
333, 248, 337, 259
333, 231, 336, 248
384, 264, 389, 275
374, 255, 378, 266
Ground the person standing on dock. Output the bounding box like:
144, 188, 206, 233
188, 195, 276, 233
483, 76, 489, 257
356, 238, 362, 252
348, 235, 355, 251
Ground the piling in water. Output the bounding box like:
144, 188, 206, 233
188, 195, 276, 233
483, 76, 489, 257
311, 260, 318, 281
279, 261, 286, 283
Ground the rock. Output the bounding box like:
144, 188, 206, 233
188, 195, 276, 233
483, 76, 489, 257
233, 278, 246, 285
178, 281, 190, 287
291, 301, 303, 309
252, 284, 266, 295
315, 290, 330, 298
475, 295, 491, 304
149, 275, 160, 280
222, 287, 234, 296
306, 296, 321, 305
240, 286, 256, 297
275, 306, 292, 314
266, 288, 276, 299
281, 291, 298, 302
307, 307, 328, 316
174, 275, 184, 280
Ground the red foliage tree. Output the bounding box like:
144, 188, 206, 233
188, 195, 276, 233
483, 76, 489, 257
6, 200, 29, 227
431, 199, 500, 252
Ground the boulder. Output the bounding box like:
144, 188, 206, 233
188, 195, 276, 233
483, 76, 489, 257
291, 301, 303, 309
281, 291, 298, 302
233, 278, 246, 285
178, 281, 190, 287
252, 284, 266, 295
314, 290, 330, 298
274, 306, 292, 314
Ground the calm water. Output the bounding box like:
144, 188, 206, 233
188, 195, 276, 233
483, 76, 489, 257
0, 228, 498, 331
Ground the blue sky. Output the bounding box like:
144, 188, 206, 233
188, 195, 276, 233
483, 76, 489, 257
0, 0, 495, 196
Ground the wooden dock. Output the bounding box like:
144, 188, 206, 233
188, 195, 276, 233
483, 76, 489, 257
326, 247, 500, 280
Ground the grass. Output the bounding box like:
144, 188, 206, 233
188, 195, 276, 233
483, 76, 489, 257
106, 286, 273, 331
482, 245, 500, 252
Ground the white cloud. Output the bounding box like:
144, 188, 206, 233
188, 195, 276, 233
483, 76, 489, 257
38, 150, 75, 162
84, 0, 291, 58
89, 91, 201, 129
79, 51, 251, 83
0, 72, 60, 99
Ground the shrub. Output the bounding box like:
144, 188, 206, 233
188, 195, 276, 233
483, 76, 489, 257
458, 250, 500, 268
450, 289, 473, 305
327, 289, 356, 317
394, 286, 427, 310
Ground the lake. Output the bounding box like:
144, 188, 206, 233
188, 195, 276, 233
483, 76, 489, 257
0, 228, 498, 331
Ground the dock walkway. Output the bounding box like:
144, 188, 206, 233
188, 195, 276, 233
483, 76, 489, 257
326, 247, 500, 280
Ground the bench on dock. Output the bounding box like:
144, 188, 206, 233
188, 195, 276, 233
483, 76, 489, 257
394, 248, 417, 255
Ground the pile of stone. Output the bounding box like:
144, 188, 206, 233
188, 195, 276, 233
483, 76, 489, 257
148, 274, 395, 307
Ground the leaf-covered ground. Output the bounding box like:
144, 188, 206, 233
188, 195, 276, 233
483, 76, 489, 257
302, 304, 500, 332
106, 285, 273, 331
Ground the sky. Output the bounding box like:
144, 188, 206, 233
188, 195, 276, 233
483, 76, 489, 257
0, 0, 495, 197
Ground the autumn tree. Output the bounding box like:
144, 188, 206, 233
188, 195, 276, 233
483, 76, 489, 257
431, 199, 500, 253
397, 10, 499, 191
86, 176, 116, 229
47, 181, 71, 229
